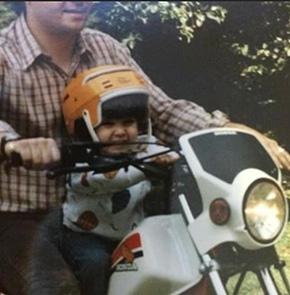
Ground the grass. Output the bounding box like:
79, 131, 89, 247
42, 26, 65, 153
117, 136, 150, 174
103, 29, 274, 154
226, 191, 290, 294
226, 224, 290, 294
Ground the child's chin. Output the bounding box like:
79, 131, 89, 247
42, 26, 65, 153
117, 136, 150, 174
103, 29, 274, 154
103, 147, 128, 155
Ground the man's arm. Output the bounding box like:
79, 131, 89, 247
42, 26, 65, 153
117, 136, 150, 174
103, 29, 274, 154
109, 39, 290, 171
225, 122, 290, 170
0, 54, 60, 170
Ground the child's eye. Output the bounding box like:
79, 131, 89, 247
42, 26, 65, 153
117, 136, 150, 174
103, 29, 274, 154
123, 119, 136, 125
101, 121, 114, 127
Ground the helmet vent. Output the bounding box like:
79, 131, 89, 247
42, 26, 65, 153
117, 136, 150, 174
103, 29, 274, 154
63, 94, 69, 102
102, 80, 113, 89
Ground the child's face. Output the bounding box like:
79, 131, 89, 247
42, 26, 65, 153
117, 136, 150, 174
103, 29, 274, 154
96, 118, 138, 155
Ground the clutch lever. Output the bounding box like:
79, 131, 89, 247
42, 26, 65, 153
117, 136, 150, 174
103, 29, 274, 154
47, 142, 178, 179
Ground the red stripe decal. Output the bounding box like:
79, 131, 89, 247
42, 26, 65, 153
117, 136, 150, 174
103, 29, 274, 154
111, 233, 141, 265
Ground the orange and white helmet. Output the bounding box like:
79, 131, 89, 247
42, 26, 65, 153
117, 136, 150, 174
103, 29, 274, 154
62, 65, 151, 142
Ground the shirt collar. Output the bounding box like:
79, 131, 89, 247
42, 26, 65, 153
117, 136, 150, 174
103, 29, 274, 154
15, 15, 92, 71
78, 29, 93, 57
15, 14, 43, 70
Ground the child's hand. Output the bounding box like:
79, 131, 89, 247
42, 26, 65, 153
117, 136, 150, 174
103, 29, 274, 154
151, 152, 179, 166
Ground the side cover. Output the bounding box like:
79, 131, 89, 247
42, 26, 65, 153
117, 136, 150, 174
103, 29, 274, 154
108, 215, 202, 295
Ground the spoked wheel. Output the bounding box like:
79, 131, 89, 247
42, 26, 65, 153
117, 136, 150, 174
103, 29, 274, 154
210, 243, 290, 294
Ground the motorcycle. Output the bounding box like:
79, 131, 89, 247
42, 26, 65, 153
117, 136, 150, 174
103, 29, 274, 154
46, 127, 290, 294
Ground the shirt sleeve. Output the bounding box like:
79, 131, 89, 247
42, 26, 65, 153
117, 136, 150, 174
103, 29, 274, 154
68, 165, 147, 195
0, 57, 19, 138
110, 38, 230, 144
0, 121, 19, 137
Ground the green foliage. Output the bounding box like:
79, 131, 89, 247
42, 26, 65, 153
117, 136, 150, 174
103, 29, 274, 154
0, 2, 16, 29
232, 38, 290, 77
0, 1, 227, 50
88, 1, 227, 48
1, 1, 289, 84
230, 2, 290, 79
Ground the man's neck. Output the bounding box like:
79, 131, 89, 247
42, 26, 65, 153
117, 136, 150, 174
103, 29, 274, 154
26, 18, 78, 73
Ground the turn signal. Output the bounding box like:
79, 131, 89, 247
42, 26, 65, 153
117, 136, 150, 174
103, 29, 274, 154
209, 198, 230, 225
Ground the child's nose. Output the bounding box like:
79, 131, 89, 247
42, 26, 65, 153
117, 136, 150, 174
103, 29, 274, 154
113, 125, 126, 136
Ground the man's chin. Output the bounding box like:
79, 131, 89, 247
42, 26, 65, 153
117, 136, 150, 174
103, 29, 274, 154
60, 17, 88, 33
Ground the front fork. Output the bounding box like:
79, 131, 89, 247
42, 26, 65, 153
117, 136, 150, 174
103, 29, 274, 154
198, 257, 282, 295
178, 193, 290, 295
201, 257, 290, 295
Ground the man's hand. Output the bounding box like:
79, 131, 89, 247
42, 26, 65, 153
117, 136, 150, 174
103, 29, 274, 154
225, 122, 290, 171
3, 137, 60, 170
151, 152, 180, 166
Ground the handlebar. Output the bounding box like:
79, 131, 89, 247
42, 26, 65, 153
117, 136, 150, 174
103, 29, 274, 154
4, 140, 176, 180
48, 141, 174, 179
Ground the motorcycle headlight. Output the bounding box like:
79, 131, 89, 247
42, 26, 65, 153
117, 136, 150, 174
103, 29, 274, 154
243, 180, 286, 244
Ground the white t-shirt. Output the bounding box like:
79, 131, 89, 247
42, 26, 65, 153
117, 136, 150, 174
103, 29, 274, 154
63, 136, 171, 240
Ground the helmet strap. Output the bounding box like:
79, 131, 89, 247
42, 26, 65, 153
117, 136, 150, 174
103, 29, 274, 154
147, 118, 152, 138
82, 111, 153, 147
82, 110, 99, 142
136, 118, 152, 147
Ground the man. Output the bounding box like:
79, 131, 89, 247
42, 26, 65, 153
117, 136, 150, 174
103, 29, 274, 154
0, 2, 289, 295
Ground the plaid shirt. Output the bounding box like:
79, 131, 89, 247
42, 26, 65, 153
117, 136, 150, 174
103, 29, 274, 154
0, 15, 229, 212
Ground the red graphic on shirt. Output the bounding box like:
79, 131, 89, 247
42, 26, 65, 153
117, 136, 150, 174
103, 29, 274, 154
75, 210, 99, 231
80, 173, 90, 187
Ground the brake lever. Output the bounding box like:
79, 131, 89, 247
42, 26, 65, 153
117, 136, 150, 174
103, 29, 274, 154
47, 164, 129, 179
47, 156, 133, 179
47, 142, 178, 179
131, 163, 170, 179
